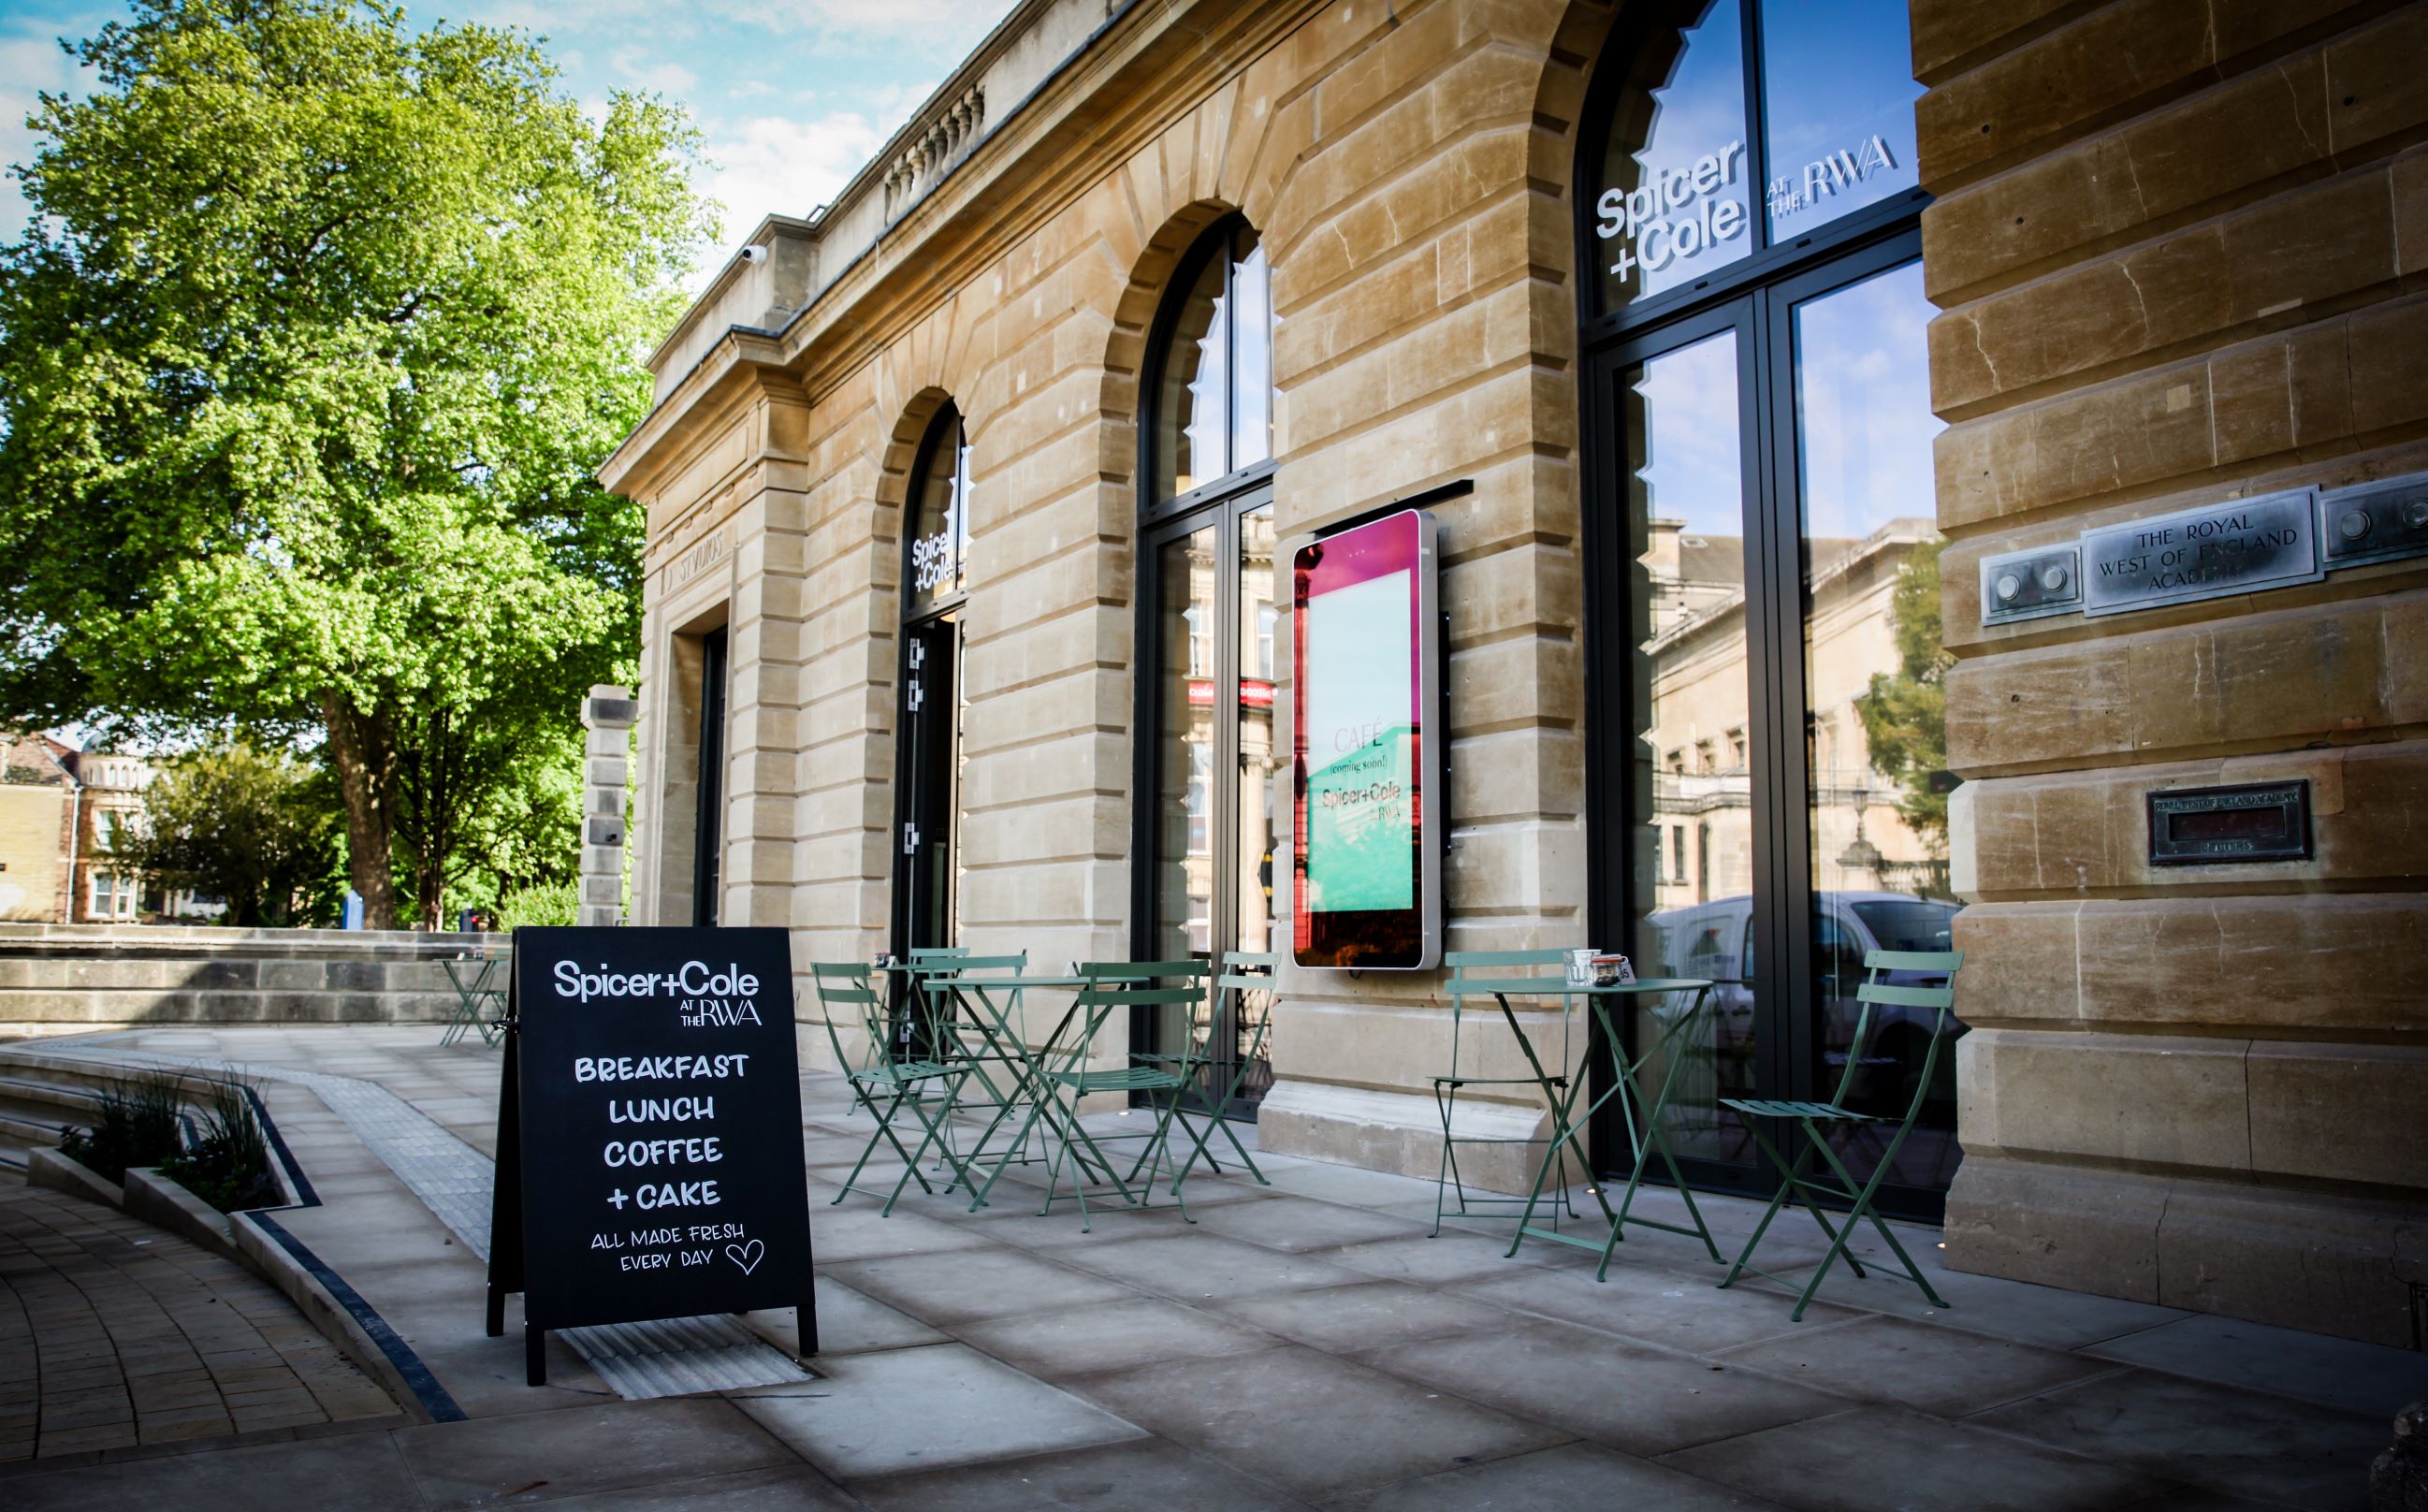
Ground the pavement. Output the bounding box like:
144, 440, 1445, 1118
0, 1024, 2421, 1511
0, 1171, 404, 1461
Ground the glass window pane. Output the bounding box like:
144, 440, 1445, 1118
1154, 529, 1218, 962
1230, 232, 1272, 472
1237, 506, 1278, 960
1593, 0, 1753, 310
1155, 253, 1227, 502
1792, 259, 1958, 1190
1623, 328, 1755, 1166
1760, 0, 1922, 239
906, 407, 965, 615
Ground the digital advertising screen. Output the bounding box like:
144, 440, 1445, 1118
1291, 509, 1441, 969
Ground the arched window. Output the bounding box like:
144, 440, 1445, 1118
1136, 215, 1277, 1112
894, 401, 971, 957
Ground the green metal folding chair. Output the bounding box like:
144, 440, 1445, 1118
1432, 950, 1585, 1238
1716, 947, 1965, 1319
1029, 961, 1213, 1230
1153, 950, 1277, 1192
908, 952, 1040, 1199
813, 961, 967, 1214
440, 949, 507, 1048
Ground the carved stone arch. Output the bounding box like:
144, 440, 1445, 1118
1096, 198, 1241, 531
1530, 0, 1628, 327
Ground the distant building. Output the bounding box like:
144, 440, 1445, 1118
0, 734, 225, 923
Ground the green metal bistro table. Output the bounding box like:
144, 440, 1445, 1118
1474, 975, 1723, 1275
914, 970, 1111, 1213
439, 951, 507, 1049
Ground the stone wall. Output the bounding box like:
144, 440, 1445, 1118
1920, 0, 2428, 1347
0, 925, 487, 1033
0, 785, 65, 923
602, 0, 1608, 1172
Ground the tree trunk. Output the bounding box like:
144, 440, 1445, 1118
322, 691, 401, 929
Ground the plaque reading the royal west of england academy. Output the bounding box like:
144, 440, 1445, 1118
495, 926, 814, 1337
2081, 488, 2320, 616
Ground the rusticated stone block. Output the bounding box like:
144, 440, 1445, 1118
1910, 0, 2079, 84
1958, 1026, 2252, 1173
1955, 894, 2428, 1035
1947, 591, 2421, 773
1946, 1152, 2428, 1347
2246, 1041, 2428, 1191
1917, 0, 2218, 187
1941, 1151, 2168, 1302
1962, 741, 2428, 895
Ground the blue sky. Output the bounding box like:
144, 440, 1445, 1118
0, 0, 1019, 285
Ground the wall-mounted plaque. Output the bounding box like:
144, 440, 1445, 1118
2147, 780, 2311, 865
2318, 473, 2428, 570
2082, 488, 2319, 617
1979, 545, 2082, 626
1291, 509, 1443, 971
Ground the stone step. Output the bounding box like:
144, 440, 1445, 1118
0, 986, 458, 1026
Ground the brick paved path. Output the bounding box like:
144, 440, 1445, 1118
0, 1173, 401, 1460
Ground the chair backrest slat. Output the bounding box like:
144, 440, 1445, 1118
1865, 948, 1961, 974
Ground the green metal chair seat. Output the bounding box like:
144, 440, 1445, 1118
1046, 1065, 1187, 1095
1719, 1098, 1877, 1122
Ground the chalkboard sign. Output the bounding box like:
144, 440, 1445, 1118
485, 926, 816, 1382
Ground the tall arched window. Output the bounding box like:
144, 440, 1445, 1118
1136, 215, 1276, 1112
894, 401, 971, 957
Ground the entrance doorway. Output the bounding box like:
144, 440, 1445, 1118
892, 403, 971, 962
1577, 0, 1958, 1218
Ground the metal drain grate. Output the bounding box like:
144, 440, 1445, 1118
561, 1316, 815, 1399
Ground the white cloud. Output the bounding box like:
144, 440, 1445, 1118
698, 107, 886, 250
609, 43, 697, 97
0, 31, 91, 241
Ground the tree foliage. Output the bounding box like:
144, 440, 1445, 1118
109, 744, 339, 926
0, 0, 712, 925
1853, 542, 1953, 848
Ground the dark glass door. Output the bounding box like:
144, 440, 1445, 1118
893, 614, 962, 959
1140, 487, 1276, 1116
691, 627, 728, 927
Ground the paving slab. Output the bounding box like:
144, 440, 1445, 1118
1456, 1253, 1865, 1353
822, 1245, 1142, 1328
2082, 1311, 2428, 1418
851, 1436, 1316, 1512
1214, 1279, 1518, 1353
1354, 1312, 1846, 1459
1660, 1403, 2168, 1512
1713, 1313, 2121, 1415
2, 1424, 425, 1510
736, 1342, 1148, 1480
1056, 1231, 1372, 1301
955, 1295, 1286, 1377
1063, 1344, 1571, 1502
1967, 1368, 2390, 1509
395, 1397, 801, 1509
1326, 1439, 1793, 1511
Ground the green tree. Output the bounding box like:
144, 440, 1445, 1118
0, 0, 714, 926
1854, 542, 1953, 847
110, 745, 339, 926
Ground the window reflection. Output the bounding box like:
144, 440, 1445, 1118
1595, 0, 1752, 308
1153, 225, 1272, 502
1622, 329, 1756, 1165
1794, 259, 1958, 1190
906, 404, 969, 614
1760, 0, 1922, 238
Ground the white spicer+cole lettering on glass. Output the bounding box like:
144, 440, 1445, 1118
910, 530, 953, 593
1765, 134, 1900, 225
1596, 139, 1749, 288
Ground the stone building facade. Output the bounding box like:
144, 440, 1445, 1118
603, 0, 2428, 1347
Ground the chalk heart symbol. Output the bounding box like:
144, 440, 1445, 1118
726, 1239, 764, 1275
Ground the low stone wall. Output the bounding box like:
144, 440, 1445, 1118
0, 923, 494, 1033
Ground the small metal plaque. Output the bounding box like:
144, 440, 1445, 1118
2147, 780, 2311, 865
2082, 488, 2319, 617
1979, 545, 2082, 626
2318, 472, 2428, 570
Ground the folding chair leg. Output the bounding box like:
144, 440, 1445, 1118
1805, 1123, 1950, 1312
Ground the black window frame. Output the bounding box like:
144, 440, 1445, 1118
1574, 0, 1945, 1220
1130, 213, 1280, 1118
890, 402, 971, 965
